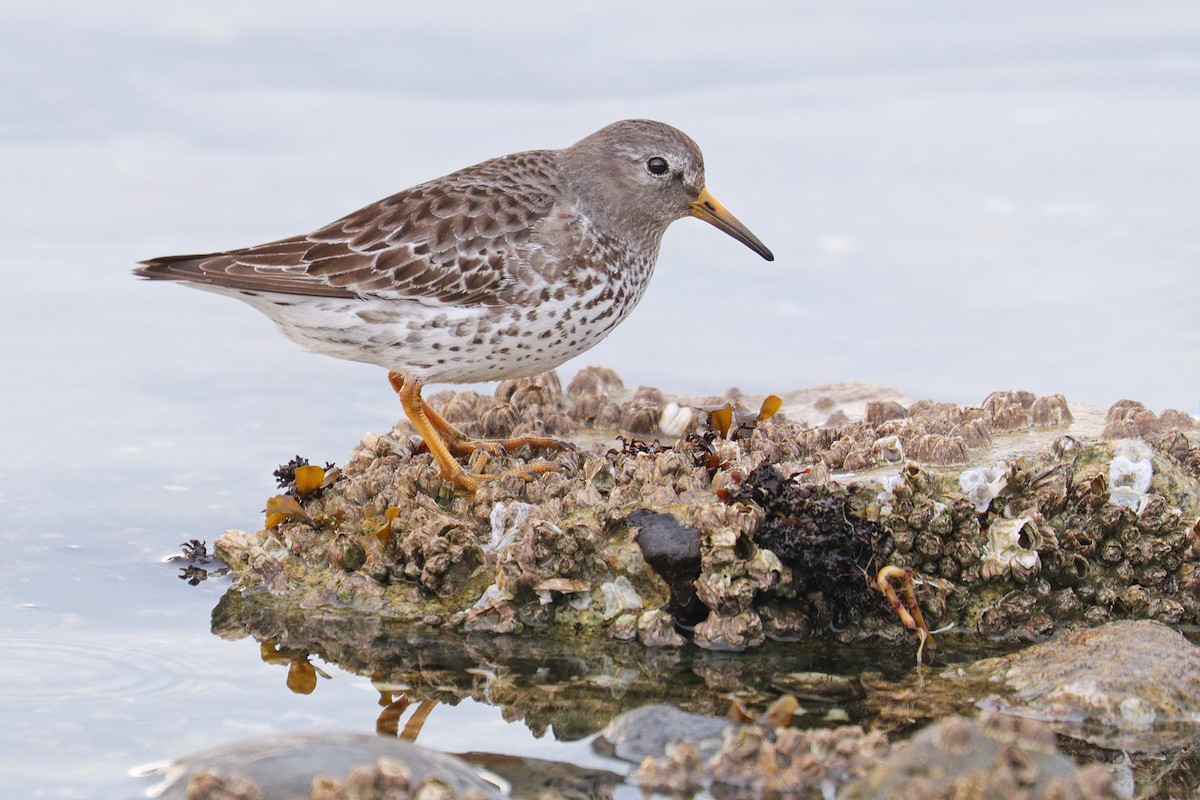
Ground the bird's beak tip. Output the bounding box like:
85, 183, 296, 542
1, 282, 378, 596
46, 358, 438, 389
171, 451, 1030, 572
689, 188, 773, 262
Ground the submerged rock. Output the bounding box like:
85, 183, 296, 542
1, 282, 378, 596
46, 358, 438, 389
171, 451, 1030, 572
597, 704, 734, 763
140, 732, 499, 800
453, 752, 623, 800
839, 713, 1126, 800
969, 620, 1200, 753
636, 723, 890, 799
597, 702, 889, 798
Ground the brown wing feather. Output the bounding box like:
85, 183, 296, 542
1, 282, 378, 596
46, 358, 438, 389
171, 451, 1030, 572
137, 151, 561, 306
135, 238, 359, 298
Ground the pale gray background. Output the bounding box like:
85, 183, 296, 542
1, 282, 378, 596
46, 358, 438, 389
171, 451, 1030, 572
1, 3, 1197, 797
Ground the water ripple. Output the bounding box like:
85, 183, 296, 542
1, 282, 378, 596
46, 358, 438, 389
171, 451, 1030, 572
2, 628, 218, 708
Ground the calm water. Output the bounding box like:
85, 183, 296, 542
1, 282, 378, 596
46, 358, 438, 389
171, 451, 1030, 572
2, 3, 1198, 797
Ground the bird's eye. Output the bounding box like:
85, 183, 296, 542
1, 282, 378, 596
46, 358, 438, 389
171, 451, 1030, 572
646, 157, 669, 176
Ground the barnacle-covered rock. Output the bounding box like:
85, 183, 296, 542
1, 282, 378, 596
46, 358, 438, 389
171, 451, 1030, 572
839, 713, 1125, 800
636, 723, 890, 798
598, 704, 733, 763
210, 369, 1200, 655
188, 367, 1200, 799
600, 702, 888, 798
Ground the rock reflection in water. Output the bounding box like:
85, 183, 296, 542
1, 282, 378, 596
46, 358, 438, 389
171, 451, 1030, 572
204, 586, 1200, 796
211, 585, 924, 743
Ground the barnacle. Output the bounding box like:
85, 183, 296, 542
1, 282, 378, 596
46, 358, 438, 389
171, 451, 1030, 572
981, 516, 1048, 583
1109, 441, 1153, 512
959, 464, 1008, 513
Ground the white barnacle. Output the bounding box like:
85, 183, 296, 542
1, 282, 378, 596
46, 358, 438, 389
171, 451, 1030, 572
877, 475, 904, 499
486, 500, 534, 552
1109, 441, 1153, 512
600, 576, 643, 620
981, 516, 1043, 582
875, 474, 904, 516
959, 463, 1009, 513
658, 402, 696, 438
873, 435, 905, 464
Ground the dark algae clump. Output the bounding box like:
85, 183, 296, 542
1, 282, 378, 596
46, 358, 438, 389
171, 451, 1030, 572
724, 462, 894, 629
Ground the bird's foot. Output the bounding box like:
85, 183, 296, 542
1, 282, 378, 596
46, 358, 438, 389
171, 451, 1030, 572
443, 433, 574, 458
443, 456, 564, 493
390, 372, 572, 495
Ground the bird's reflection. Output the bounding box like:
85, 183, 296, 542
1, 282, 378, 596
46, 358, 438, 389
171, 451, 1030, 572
375, 688, 439, 741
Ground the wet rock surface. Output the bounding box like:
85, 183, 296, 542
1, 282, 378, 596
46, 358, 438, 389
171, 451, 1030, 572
597, 704, 734, 762
968, 620, 1200, 753
193, 368, 1200, 798
839, 713, 1126, 800
143, 733, 500, 800
633, 721, 890, 799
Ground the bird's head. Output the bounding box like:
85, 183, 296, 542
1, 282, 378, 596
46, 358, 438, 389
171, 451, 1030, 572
563, 119, 773, 261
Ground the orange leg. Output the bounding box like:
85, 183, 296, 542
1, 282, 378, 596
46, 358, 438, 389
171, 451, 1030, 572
420, 391, 566, 457
389, 372, 565, 492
